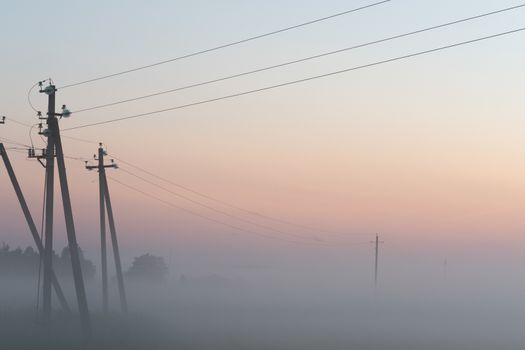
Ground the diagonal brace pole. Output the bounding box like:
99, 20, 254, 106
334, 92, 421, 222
0, 143, 70, 313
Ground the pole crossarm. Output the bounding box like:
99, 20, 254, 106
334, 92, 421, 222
28, 148, 51, 168
85, 143, 118, 171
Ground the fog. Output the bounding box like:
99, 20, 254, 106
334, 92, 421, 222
1, 239, 525, 350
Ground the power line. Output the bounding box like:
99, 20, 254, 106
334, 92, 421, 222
61, 135, 99, 145
5, 116, 97, 145
2, 140, 364, 246
1, 121, 92, 160
3, 144, 364, 243
118, 166, 328, 242
110, 153, 371, 237
2, 147, 29, 151
0, 137, 31, 148
27, 82, 40, 113
63, 27, 525, 131
5, 117, 32, 128
2, 117, 40, 148
63, 155, 92, 162
72, 3, 525, 114
107, 175, 359, 246
1, 144, 91, 163
57, 0, 391, 89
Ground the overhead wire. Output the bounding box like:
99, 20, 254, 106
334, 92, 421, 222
2, 134, 363, 245
5, 117, 32, 128
5, 115, 98, 145
28, 123, 41, 149
57, 0, 392, 89
63, 154, 93, 162
107, 175, 359, 246
1, 117, 40, 147
60, 135, 98, 145
3, 149, 360, 246
10, 4, 523, 249
1, 129, 356, 246
63, 27, 525, 131
2, 146, 29, 151
0, 137, 31, 148
118, 166, 331, 242
71, 3, 525, 114
1, 143, 91, 165
26, 78, 52, 115
27, 82, 40, 113
110, 154, 371, 237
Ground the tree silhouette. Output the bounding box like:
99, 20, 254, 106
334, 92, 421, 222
126, 253, 168, 283
0, 243, 95, 280
0, 242, 39, 277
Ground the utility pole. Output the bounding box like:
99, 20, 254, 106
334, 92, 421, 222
42, 87, 55, 323
372, 234, 384, 291
86, 144, 128, 314
0, 147, 70, 313
36, 82, 91, 337
1, 117, 70, 313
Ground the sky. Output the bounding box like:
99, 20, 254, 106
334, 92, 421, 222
1, 0, 525, 274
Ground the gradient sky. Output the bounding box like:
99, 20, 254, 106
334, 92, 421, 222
2, 0, 525, 273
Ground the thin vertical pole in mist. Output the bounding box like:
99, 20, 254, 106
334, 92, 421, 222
168, 248, 173, 277
374, 234, 379, 291
372, 234, 383, 293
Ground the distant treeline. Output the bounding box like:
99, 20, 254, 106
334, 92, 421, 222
1, 243, 170, 283
0, 243, 95, 280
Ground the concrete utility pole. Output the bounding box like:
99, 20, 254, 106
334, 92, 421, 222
35, 82, 91, 337
86, 144, 128, 314
42, 87, 55, 323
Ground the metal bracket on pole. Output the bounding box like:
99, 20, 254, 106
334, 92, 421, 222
28, 148, 51, 168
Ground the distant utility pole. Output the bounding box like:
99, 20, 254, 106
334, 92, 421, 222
372, 234, 384, 290
28, 81, 91, 337
86, 144, 128, 314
